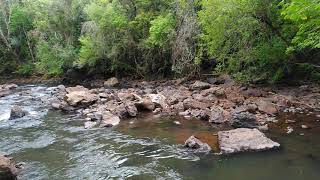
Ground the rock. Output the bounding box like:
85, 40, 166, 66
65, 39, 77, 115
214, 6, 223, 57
256, 100, 278, 115
135, 99, 155, 111
9, 106, 29, 120
173, 121, 181, 125
84, 121, 98, 129
0, 90, 11, 97
148, 94, 169, 110
286, 126, 293, 134
301, 125, 310, 129
190, 81, 211, 90
218, 128, 280, 154
100, 111, 120, 127
117, 92, 135, 101
125, 103, 138, 117
184, 136, 212, 153
230, 112, 259, 128
209, 107, 229, 124
0, 84, 18, 90
65, 86, 98, 107
191, 109, 210, 120
183, 99, 211, 110
0, 154, 19, 180
285, 119, 296, 124
104, 77, 119, 87
258, 124, 269, 131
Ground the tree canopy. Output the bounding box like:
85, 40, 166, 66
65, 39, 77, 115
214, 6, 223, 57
0, 0, 319, 83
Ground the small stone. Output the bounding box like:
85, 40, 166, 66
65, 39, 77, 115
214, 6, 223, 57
173, 121, 181, 125
285, 120, 296, 124
301, 125, 310, 129
286, 126, 293, 134
258, 124, 269, 131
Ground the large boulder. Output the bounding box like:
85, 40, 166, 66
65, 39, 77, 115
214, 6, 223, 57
104, 77, 119, 88
0, 154, 19, 180
230, 112, 259, 128
65, 86, 98, 107
218, 128, 280, 154
100, 111, 121, 127
9, 106, 29, 120
184, 136, 212, 153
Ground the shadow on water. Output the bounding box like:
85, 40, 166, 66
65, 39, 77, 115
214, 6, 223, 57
0, 85, 319, 180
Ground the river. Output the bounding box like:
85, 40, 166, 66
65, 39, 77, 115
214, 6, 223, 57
0, 85, 319, 180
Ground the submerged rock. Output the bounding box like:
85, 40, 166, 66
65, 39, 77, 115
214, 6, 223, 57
0, 154, 20, 180
218, 128, 280, 154
9, 106, 29, 120
184, 135, 212, 153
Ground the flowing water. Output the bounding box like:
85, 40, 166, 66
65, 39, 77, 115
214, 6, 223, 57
0, 85, 320, 180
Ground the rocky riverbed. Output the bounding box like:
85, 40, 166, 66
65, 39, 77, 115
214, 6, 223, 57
1, 77, 320, 179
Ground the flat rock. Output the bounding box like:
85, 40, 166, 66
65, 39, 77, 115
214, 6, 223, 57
185, 136, 212, 153
218, 128, 280, 154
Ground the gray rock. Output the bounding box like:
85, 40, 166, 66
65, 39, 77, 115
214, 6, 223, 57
190, 81, 211, 90
104, 77, 119, 87
84, 121, 98, 129
9, 106, 29, 120
230, 112, 259, 128
218, 128, 280, 154
185, 136, 212, 153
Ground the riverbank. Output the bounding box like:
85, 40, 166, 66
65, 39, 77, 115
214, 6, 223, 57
1, 78, 320, 179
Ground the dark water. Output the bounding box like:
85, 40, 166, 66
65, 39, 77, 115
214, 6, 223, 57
0, 85, 320, 180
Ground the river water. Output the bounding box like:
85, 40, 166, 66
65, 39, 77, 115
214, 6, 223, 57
0, 85, 319, 180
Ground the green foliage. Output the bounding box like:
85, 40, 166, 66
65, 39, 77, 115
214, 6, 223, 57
0, 0, 319, 83
147, 14, 175, 47
281, 0, 320, 51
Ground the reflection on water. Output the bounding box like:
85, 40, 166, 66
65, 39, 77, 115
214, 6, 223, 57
0, 85, 319, 180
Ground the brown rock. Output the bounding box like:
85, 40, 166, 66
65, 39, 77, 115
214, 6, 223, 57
183, 99, 211, 110
0, 154, 20, 180
256, 100, 278, 115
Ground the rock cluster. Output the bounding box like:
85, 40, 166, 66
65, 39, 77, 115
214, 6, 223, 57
49, 76, 320, 132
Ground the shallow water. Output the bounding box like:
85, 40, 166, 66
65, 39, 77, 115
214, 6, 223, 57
0, 85, 320, 180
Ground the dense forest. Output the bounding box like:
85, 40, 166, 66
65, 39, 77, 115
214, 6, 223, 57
0, 0, 319, 83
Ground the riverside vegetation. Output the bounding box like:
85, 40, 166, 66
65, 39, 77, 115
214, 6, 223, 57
0, 0, 319, 83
